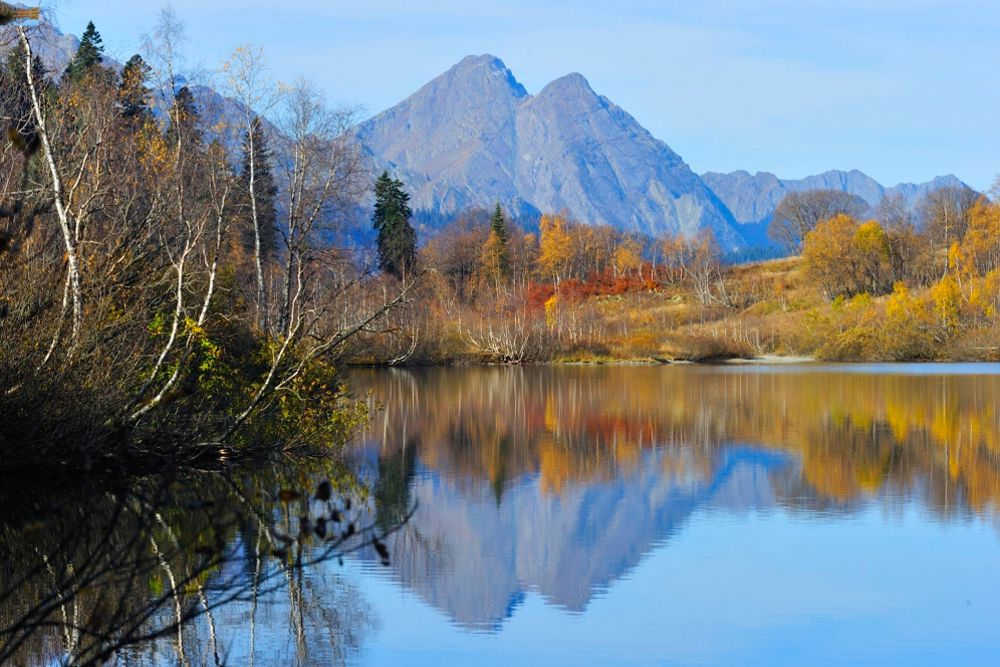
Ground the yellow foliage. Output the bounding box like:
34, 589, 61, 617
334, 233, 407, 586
970, 269, 1000, 319
614, 239, 642, 276
804, 216, 893, 298
544, 293, 560, 331
537, 214, 572, 282
931, 274, 962, 333
137, 120, 170, 175
854, 220, 889, 257
948, 241, 966, 277
961, 198, 1000, 275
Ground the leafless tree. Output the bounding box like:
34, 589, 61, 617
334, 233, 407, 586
768, 189, 868, 252
918, 185, 978, 270
222, 44, 281, 329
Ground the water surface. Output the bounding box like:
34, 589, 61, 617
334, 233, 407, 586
346, 364, 1000, 666
3, 364, 1000, 665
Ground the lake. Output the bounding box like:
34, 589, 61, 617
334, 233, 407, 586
3, 364, 1000, 665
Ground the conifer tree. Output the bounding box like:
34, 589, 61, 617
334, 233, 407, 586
117, 54, 151, 119
167, 86, 201, 147
372, 171, 416, 280
64, 21, 104, 80
489, 201, 510, 279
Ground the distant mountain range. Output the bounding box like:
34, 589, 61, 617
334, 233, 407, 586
6, 17, 975, 255
701, 169, 970, 247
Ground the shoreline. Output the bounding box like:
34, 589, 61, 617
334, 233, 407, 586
345, 355, 1000, 368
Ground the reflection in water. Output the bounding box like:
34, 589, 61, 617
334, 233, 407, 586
350, 365, 1000, 631
5, 365, 1000, 665
0, 464, 381, 666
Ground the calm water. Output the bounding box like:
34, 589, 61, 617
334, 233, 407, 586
4, 364, 1000, 665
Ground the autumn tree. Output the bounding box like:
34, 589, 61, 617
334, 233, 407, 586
931, 274, 962, 333
537, 213, 572, 284
420, 212, 490, 301
802, 214, 892, 298
769, 189, 868, 251
614, 236, 643, 280
373, 171, 417, 280
480, 231, 506, 295
959, 198, 1000, 276
476, 202, 512, 296
664, 229, 724, 305
883, 282, 935, 359
853, 220, 892, 295
0, 10, 415, 465
875, 192, 934, 286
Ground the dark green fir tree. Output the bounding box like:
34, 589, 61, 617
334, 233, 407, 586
117, 54, 151, 119
166, 86, 201, 147
372, 171, 417, 280
490, 200, 511, 278
64, 21, 104, 80
238, 116, 278, 262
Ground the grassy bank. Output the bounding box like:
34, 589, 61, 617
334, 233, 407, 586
346, 254, 1000, 365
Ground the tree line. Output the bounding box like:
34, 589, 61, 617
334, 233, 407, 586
353, 180, 999, 364
0, 13, 417, 469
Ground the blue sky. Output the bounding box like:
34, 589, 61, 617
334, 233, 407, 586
50, 0, 1000, 190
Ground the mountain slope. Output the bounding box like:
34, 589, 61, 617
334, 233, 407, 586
701, 169, 971, 228
356, 55, 746, 251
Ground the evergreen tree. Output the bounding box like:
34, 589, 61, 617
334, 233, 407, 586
489, 201, 511, 278
64, 21, 104, 80
238, 116, 278, 262
372, 171, 417, 280
117, 54, 151, 119
167, 86, 201, 147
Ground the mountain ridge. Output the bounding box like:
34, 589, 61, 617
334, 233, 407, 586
702, 168, 971, 229
9, 19, 978, 255
355, 54, 748, 251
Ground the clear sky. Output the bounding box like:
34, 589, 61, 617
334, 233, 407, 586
48, 0, 1000, 190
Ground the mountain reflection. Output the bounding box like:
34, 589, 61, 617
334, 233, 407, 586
350, 365, 1000, 629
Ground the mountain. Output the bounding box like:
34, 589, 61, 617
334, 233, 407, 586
356, 55, 746, 251
353, 443, 796, 630
701, 168, 971, 229
10, 17, 977, 257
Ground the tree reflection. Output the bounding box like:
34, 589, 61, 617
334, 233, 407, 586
344, 366, 1000, 630
0, 462, 402, 666
355, 366, 1000, 520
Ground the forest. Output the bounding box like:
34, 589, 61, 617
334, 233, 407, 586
2, 14, 1000, 472
359, 181, 1000, 366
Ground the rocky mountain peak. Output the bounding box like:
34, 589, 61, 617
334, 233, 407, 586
433, 53, 528, 100
356, 55, 746, 251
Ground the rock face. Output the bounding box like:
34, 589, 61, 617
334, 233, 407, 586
701, 169, 971, 227
356, 55, 746, 251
